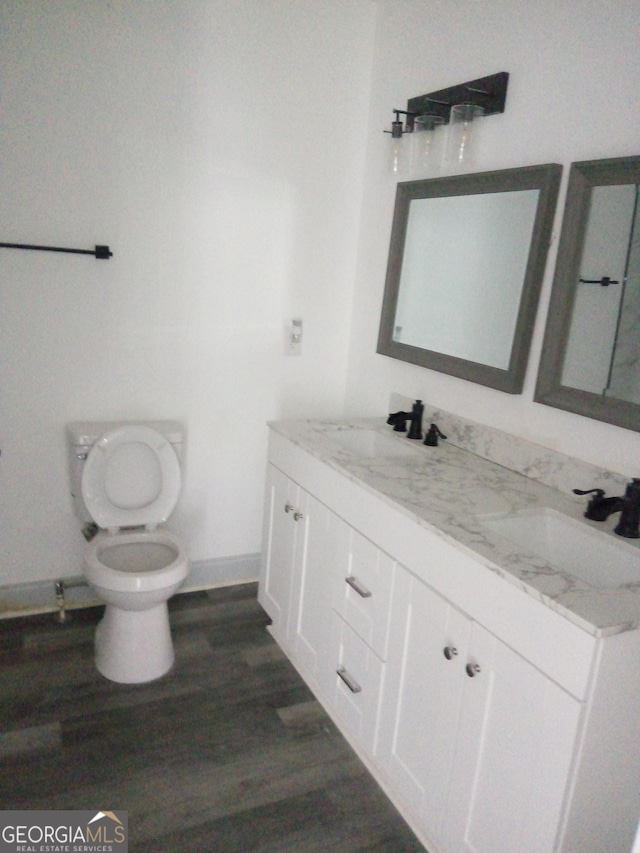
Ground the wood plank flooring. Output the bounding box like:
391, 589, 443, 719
0, 583, 425, 851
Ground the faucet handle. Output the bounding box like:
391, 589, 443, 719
424, 423, 447, 447
387, 411, 409, 432
573, 487, 605, 500
573, 489, 613, 521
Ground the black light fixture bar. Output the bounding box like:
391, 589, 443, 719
406, 71, 509, 129
0, 242, 113, 259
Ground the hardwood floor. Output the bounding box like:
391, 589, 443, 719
0, 583, 425, 851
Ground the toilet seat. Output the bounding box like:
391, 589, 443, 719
82, 425, 181, 530
84, 529, 188, 593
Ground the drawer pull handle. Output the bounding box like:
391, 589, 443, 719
443, 646, 458, 660
466, 663, 481, 678
284, 503, 294, 513
293, 511, 304, 521
345, 576, 372, 598
336, 666, 362, 694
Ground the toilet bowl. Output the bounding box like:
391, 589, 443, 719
85, 527, 188, 683
67, 421, 190, 684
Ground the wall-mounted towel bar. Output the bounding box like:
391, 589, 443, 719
578, 275, 619, 286
0, 242, 112, 259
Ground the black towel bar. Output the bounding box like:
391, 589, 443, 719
578, 275, 619, 286
0, 242, 112, 259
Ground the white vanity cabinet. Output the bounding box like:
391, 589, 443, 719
259, 428, 640, 853
378, 566, 582, 853
442, 622, 581, 853
259, 460, 395, 751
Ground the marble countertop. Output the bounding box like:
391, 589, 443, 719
269, 417, 640, 638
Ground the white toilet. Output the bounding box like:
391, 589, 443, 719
67, 420, 190, 684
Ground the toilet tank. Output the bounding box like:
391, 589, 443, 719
66, 420, 185, 523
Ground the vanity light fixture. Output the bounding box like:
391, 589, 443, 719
385, 71, 509, 175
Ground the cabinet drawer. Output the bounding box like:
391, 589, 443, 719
330, 613, 385, 752
333, 529, 396, 660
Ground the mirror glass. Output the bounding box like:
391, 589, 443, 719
377, 165, 562, 393
535, 156, 640, 431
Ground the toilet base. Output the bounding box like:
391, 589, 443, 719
95, 601, 175, 684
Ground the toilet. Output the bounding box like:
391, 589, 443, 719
67, 421, 190, 684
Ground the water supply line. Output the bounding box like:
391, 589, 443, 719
54, 577, 89, 624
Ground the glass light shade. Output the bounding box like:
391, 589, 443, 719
388, 128, 409, 176
445, 103, 484, 167
410, 114, 445, 176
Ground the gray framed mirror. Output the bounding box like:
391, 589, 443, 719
535, 156, 640, 432
377, 164, 562, 393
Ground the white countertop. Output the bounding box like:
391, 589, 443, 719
269, 418, 640, 638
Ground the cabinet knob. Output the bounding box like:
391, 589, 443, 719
346, 576, 372, 598
336, 666, 362, 694
465, 663, 481, 677
443, 646, 458, 660
284, 503, 294, 513
293, 511, 304, 521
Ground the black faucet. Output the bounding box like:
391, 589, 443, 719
573, 478, 640, 538
387, 399, 424, 440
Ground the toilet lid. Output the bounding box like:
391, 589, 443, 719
81, 425, 181, 530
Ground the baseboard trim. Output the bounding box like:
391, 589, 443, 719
0, 553, 261, 620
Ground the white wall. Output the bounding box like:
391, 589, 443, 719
3, 0, 640, 595
346, 0, 640, 478
0, 0, 375, 587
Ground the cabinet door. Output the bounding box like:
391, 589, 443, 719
376, 567, 474, 829
258, 465, 306, 644
442, 622, 582, 853
292, 494, 351, 696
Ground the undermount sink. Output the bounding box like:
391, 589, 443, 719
480, 507, 640, 589
327, 429, 419, 459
